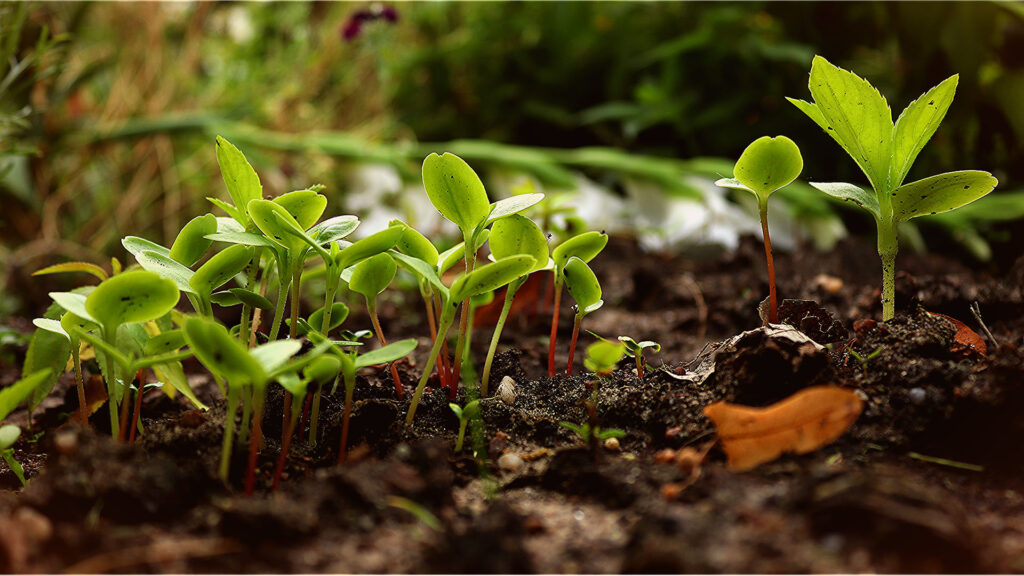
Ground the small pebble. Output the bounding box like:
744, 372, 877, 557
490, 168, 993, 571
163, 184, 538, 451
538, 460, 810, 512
497, 376, 518, 405
603, 437, 621, 452
497, 452, 525, 474
908, 387, 927, 405
53, 430, 78, 455
814, 274, 844, 294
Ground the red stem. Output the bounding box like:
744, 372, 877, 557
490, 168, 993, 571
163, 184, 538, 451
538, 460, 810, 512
245, 404, 264, 495
636, 354, 644, 380
128, 370, 145, 444
272, 414, 296, 491
370, 306, 404, 399
548, 281, 563, 377
760, 205, 778, 325
566, 316, 581, 376
297, 388, 314, 444
450, 298, 469, 400
425, 295, 445, 389
337, 387, 353, 465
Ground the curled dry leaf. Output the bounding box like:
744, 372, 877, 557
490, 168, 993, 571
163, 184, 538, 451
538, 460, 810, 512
926, 311, 987, 358
703, 385, 863, 472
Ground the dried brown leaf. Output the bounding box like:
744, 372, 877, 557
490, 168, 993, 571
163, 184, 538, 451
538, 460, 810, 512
703, 385, 863, 471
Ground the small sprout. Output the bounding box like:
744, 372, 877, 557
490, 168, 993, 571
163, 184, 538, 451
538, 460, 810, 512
563, 257, 603, 376
583, 340, 625, 378
559, 421, 626, 445
715, 135, 803, 324
449, 399, 480, 453
617, 336, 661, 379
349, 253, 405, 399
0, 425, 26, 486
788, 56, 997, 321
548, 231, 608, 377
0, 369, 52, 487
847, 347, 882, 374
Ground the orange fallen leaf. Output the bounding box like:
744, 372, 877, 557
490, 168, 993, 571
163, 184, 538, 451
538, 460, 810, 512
62, 375, 108, 427
703, 386, 863, 472
926, 311, 987, 358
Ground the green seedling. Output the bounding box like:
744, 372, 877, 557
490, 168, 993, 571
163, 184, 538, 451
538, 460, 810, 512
788, 56, 998, 321
548, 231, 608, 377
617, 336, 661, 379
715, 136, 803, 324
584, 339, 626, 379
32, 312, 96, 424
405, 254, 537, 426
0, 369, 51, 486
563, 257, 604, 376
184, 316, 323, 492
421, 152, 543, 398
559, 421, 626, 445
272, 355, 341, 490
481, 214, 551, 396
349, 252, 406, 398
848, 347, 882, 374
449, 399, 480, 453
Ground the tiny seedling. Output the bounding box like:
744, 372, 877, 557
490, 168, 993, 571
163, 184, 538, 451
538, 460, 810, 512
563, 257, 604, 376
848, 347, 882, 374
548, 231, 609, 377
272, 354, 341, 490
0, 425, 26, 486
0, 369, 51, 486
584, 339, 626, 379
449, 399, 480, 453
480, 214, 551, 396
617, 336, 661, 379
788, 56, 998, 321
559, 421, 626, 445
715, 136, 803, 324
348, 252, 406, 398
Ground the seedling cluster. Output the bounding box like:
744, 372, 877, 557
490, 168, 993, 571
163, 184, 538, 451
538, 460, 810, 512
9, 55, 996, 492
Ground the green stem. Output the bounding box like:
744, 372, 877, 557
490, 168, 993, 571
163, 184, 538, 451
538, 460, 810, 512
454, 418, 468, 452
71, 341, 87, 424
219, 384, 240, 484
406, 304, 457, 426
1, 452, 26, 486
450, 244, 477, 399
482, 280, 520, 397
878, 220, 899, 322
307, 268, 341, 447
758, 200, 778, 325
267, 277, 288, 342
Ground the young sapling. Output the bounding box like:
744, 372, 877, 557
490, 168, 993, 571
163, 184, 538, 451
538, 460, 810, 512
788, 56, 997, 321
563, 256, 604, 376
0, 369, 51, 486
449, 399, 480, 453
617, 336, 661, 379
548, 231, 609, 377
715, 136, 803, 324
481, 214, 551, 396
348, 252, 406, 398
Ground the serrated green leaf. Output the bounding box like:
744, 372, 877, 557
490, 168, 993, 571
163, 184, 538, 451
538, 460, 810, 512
169, 214, 218, 267
892, 170, 998, 222
32, 261, 108, 282
354, 338, 417, 368
806, 56, 893, 193
809, 181, 881, 220
889, 75, 958, 190
349, 253, 397, 300
564, 257, 603, 315
215, 136, 262, 218
731, 136, 803, 199
489, 214, 549, 275
190, 244, 253, 296
485, 193, 545, 225
450, 255, 536, 303
422, 152, 491, 236
135, 251, 197, 295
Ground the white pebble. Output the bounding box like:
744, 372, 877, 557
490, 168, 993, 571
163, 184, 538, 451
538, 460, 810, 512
603, 437, 621, 452
497, 452, 525, 474
497, 376, 518, 405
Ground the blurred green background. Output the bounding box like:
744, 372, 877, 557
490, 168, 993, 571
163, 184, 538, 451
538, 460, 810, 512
2, 1, 1023, 320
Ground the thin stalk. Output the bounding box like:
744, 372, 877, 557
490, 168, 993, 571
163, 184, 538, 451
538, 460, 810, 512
758, 201, 778, 325
249, 257, 273, 347
338, 372, 355, 464
238, 386, 252, 445
71, 343, 87, 424
635, 354, 645, 380
433, 293, 452, 390
566, 314, 583, 376
272, 404, 299, 490
547, 278, 564, 377
297, 386, 314, 444
219, 384, 240, 484
117, 383, 132, 443
267, 276, 289, 342
406, 305, 457, 426
128, 370, 145, 443
307, 270, 341, 446
238, 248, 262, 344
423, 289, 445, 389
879, 224, 898, 322
368, 301, 405, 399
244, 392, 265, 495
454, 418, 469, 452
281, 268, 303, 440
450, 246, 477, 398
482, 281, 520, 397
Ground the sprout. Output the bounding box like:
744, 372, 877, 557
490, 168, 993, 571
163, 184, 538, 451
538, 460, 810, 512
0, 369, 52, 487
617, 336, 661, 379
348, 252, 405, 398
449, 400, 480, 453
715, 136, 803, 324
548, 231, 608, 377
583, 340, 625, 378
788, 56, 997, 321
563, 257, 603, 376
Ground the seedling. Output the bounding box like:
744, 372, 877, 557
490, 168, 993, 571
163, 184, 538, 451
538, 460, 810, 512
421, 152, 543, 398
0, 425, 26, 486
788, 56, 997, 321
559, 421, 625, 445
548, 231, 609, 377
481, 214, 551, 396
0, 369, 51, 486
848, 347, 882, 375
349, 252, 406, 398
617, 336, 661, 379
272, 355, 341, 489
449, 399, 480, 453
715, 136, 803, 324
584, 339, 626, 379
563, 257, 604, 376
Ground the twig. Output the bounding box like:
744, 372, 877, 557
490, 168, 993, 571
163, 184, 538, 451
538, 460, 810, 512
969, 301, 1000, 347
908, 451, 984, 473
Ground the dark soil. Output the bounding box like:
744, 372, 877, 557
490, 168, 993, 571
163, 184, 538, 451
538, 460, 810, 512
2, 235, 1023, 573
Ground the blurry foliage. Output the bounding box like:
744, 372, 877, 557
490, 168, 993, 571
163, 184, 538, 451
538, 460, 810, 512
1, 1, 1022, 319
